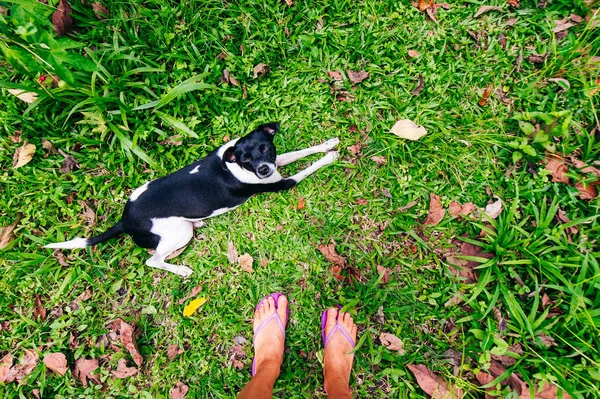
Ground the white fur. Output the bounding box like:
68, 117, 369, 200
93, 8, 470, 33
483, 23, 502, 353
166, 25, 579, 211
146, 217, 194, 277
289, 151, 339, 183
189, 165, 201, 174
226, 162, 282, 184
216, 138, 239, 158
130, 182, 149, 202
276, 138, 340, 166
44, 237, 88, 249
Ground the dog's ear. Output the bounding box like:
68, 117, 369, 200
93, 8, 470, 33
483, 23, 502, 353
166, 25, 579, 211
223, 147, 236, 163
258, 122, 280, 136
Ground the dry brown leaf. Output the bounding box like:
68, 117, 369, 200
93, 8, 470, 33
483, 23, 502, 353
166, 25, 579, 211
284, 0, 292, 6
92, 2, 109, 20
347, 70, 369, 84
170, 381, 189, 399
42, 139, 57, 155
227, 241, 239, 264
34, 294, 47, 321
407, 364, 464, 399
60, 154, 79, 173
507, 0, 519, 7
43, 353, 68, 376
220, 69, 240, 87
108, 318, 143, 367
239, 253, 254, 273
484, 197, 503, 219
13, 142, 36, 169
295, 197, 306, 210
424, 193, 445, 226
74, 358, 99, 387
376, 265, 391, 284
327, 70, 343, 81
111, 358, 137, 378
479, 87, 492, 107
52, 0, 73, 36
167, 344, 184, 361
347, 142, 362, 155
8, 89, 38, 103
545, 158, 570, 183
0, 354, 14, 383
253, 63, 269, 79
448, 201, 462, 218
408, 49, 420, 58
412, 74, 425, 96
474, 5, 503, 18
78, 200, 96, 226
379, 332, 405, 354
518, 382, 572, 399
528, 54, 548, 64
575, 182, 598, 200
370, 155, 387, 165
553, 22, 574, 33
390, 119, 427, 141
0, 214, 22, 250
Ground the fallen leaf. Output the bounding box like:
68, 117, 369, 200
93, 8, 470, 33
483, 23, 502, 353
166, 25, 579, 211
507, 0, 519, 7
183, 297, 208, 317
52, 0, 73, 36
574, 182, 598, 200
518, 382, 572, 399
474, 5, 503, 18
347, 142, 362, 155
0, 214, 22, 250
380, 333, 405, 354
74, 358, 99, 387
238, 253, 254, 273
412, 74, 425, 96
42, 139, 57, 155
170, 381, 189, 399
390, 119, 427, 141
570, 14, 583, 23
227, 242, 239, 264
407, 364, 464, 399
370, 155, 387, 165
408, 49, 420, 58
59, 154, 79, 173
43, 353, 68, 376
167, 344, 184, 361
78, 200, 96, 226
424, 193, 445, 226
498, 33, 507, 50
284, 0, 292, 6
221, 69, 239, 87
295, 197, 306, 210
13, 142, 36, 169
34, 294, 47, 321
553, 22, 574, 33
318, 241, 347, 269
253, 63, 269, 79
231, 358, 244, 369
111, 358, 137, 378
537, 333, 556, 348
448, 201, 462, 218
398, 199, 419, 212
484, 197, 503, 219
8, 89, 38, 103
528, 54, 548, 64
376, 265, 391, 284
92, 2, 109, 20
0, 354, 14, 383
108, 319, 143, 367
327, 71, 343, 81
479, 87, 492, 106
347, 70, 369, 84
545, 158, 570, 183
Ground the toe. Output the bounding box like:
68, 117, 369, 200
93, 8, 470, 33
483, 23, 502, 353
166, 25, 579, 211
325, 307, 339, 332
276, 295, 288, 325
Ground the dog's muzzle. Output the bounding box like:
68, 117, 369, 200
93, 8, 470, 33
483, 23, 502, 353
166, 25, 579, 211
257, 163, 274, 178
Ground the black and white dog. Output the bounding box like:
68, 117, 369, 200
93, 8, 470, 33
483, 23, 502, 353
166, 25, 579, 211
44, 123, 339, 277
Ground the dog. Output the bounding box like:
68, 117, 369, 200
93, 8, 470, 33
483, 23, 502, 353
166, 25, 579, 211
44, 122, 339, 277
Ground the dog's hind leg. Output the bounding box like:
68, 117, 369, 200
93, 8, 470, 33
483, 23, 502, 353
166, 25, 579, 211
276, 138, 339, 166
145, 218, 194, 277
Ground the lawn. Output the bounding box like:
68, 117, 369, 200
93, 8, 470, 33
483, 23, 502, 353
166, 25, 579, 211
1, 0, 599, 398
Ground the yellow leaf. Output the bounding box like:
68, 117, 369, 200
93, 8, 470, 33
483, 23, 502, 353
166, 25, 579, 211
8, 89, 38, 103
183, 297, 207, 317
390, 119, 427, 141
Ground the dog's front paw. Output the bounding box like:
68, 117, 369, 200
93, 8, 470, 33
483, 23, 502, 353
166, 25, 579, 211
176, 266, 193, 277
320, 138, 340, 152
321, 151, 340, 165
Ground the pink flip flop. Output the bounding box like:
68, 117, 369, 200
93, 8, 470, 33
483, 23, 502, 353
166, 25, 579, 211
251, 292, 288, 376
321, 306, 356, 349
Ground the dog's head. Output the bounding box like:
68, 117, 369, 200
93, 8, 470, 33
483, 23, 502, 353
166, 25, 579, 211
222, 122, 279, 179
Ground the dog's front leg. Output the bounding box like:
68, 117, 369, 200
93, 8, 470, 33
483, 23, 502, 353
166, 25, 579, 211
276, 138, 339, 166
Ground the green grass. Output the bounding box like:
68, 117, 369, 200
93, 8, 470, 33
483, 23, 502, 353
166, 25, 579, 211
1, 0, 599, 397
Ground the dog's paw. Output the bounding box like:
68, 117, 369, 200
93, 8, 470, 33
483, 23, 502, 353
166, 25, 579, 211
320, 138, 340, 151
193, 221, 206, 229
176, 266, 193, 277
321, 151, 340, 164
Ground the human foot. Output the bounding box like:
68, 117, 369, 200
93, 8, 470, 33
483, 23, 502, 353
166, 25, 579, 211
322, 308, 357, 397
252, 293, 288, 377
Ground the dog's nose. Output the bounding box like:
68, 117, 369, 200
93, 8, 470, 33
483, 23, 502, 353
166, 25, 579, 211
257, 164, 271, 176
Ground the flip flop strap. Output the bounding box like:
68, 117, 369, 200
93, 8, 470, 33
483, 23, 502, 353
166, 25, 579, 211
253, 313, 286, 345
323, 322, 355, 349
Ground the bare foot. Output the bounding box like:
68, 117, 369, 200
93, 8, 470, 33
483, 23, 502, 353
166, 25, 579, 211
323, 308, 357, 397
253, 295, 288, 376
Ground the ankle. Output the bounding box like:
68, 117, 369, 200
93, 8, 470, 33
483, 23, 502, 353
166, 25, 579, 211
255, 356, 282, 376
324, 374, 351, 397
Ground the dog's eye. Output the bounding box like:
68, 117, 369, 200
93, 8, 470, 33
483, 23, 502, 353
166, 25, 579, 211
241, 154, 252, 162
260, 145, 269, 153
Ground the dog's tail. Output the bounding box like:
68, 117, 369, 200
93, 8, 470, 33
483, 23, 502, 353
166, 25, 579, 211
44, 221, 125, 249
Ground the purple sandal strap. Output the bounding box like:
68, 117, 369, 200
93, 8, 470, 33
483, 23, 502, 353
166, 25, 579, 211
323, 323, 356, 349
252, 312, 286, 346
